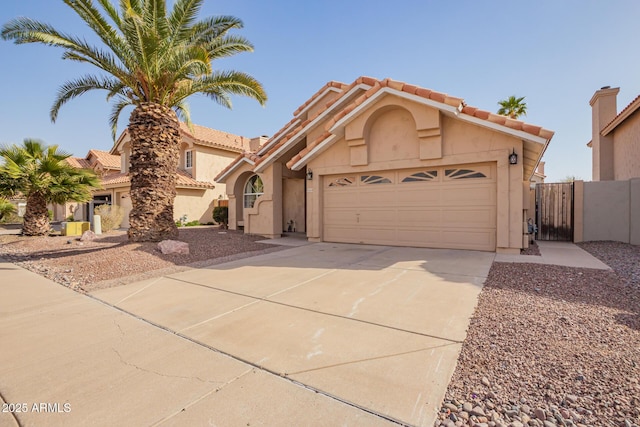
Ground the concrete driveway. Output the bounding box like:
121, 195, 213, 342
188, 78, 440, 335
91, 242, 493, 426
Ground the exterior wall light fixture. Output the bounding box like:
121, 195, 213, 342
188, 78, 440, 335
306, 169, 313, 180
509, 149, 518, 165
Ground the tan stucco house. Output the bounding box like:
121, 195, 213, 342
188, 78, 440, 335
217, 77, 554, 253
52, 149, 123, 221
588, 86, 640, 181
67, 124, 262, 228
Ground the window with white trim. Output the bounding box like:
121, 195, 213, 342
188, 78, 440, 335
185, 150, 193, 169
244, 175, 264, 208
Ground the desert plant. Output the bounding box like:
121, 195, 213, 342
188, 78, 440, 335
0, 139, 99, 235
94, 204, 124, 232
0, 197, 16, 221
213, 206, 228, 228
2, 0, 266, 242
497, 95, 527, 119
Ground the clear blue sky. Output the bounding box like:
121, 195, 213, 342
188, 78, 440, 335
2, 1, 640, 182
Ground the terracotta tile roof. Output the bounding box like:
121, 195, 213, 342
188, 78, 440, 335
254, 78, 378, 158
66, 150, 120, 171
286, 77, 554, 169
87, 149, 121, 170
601, 93, 640, 136
100, 170, 214, 189
65, 157, 91, 169
254, 76, 378, 169
214, 151, 260, 182
292, 81, 348, 117
179, 122, 250, 153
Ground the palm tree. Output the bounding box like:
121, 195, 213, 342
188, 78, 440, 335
0, 139, 99, 236
2, 0, 267, 242
0, 197, 16, 221
497, 95, 527, 119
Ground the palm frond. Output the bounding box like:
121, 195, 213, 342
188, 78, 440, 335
108, 96, 134, 140
51, 75, 124, 122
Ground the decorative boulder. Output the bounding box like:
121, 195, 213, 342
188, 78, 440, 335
80, 230, 97, 242
158, 240, 189, 255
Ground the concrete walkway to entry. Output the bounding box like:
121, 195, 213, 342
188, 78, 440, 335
1, 243, 495, 427
494, 240, 611, 269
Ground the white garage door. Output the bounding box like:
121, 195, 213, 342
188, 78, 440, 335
323, 163, 497, 251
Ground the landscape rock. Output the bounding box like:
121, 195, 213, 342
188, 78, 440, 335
434, 241, 640, 427
158, 239, 189, 255
80, 230, 96, 241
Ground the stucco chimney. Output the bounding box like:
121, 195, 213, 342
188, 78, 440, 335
249, 135, 268, 152
589, 86, 619, 181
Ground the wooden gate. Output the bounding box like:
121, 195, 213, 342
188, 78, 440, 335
535, 182, 574, 241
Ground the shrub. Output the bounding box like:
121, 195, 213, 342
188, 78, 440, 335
66, 214, 75, 222
94, 204, 124, 232
0, 197, 16, 221
212, 206, 228, 228
48, 209, 53, 220
185, 220, 200, 227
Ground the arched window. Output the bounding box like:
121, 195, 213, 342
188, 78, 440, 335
244, 175, 264, 208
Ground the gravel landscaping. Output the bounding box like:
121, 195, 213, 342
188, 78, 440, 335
2, 225, 638, 427
0, 227, 286, 292
435, 241, 640, 427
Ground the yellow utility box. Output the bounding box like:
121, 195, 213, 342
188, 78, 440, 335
62, 221, 90, 236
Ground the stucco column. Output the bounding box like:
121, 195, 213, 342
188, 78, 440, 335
589, 87, 619, 181
573, 180, 584, 242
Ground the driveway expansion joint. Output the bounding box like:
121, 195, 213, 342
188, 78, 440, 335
166, 275, 463, 344
87, 293, 416, 427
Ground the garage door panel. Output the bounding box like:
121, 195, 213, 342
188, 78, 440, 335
359, 227, 396, 245
397, 209, 441, 224
441, 229, 496, 250
324, 225, 360, 242
441, 208, 496, 228
323, 163, 497, 251
395, 229, 444, 247
359, 209, 397, 224
358, 189, 396, 205
325, 191, 356, 207
442, 186, 495, 205
324, 209, 358, 226
395, 188, 442, 205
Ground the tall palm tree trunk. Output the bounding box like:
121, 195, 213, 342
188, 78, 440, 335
22, 192, 50, 236
127, 103, 180, 242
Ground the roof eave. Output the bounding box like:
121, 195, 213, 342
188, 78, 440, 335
255, 83, 372, 173
256, 119, 302, 156
293, 86, 343, 119
215, 157, 256, 183
601, 96, 640, 136
291, 87, 549, 170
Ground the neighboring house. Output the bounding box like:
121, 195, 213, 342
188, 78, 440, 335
588, 86, 640, 181
66, 149, 121, 176
216, 76, 554, 253
102, 122, 263, 228
50, 149, 123, 221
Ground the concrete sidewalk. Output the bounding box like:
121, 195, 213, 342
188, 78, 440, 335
0, 259, 393, 427
494, 240, 611, 270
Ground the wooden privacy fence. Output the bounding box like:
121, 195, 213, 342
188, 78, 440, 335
535, 182, 574, 241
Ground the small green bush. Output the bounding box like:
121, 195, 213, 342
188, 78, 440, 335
94, 204, 124, 232
212, 206, 228, 228
66, 214, 75, 222
185, 220, 200, 227
48, 209, 54, 220
0, 198, 16, 221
